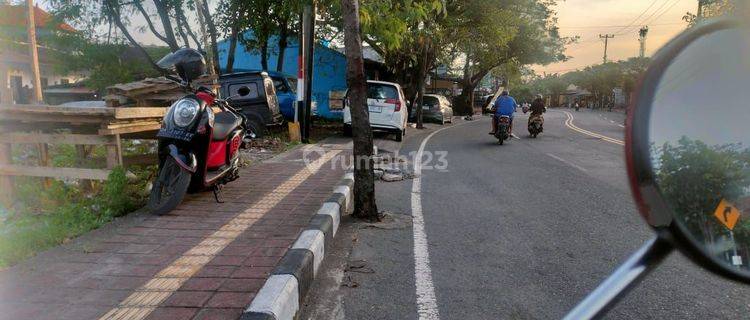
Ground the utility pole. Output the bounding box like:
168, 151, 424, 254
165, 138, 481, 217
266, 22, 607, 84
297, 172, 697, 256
599, 34, 614, 64
300, 2, 315, 143
638, 26, 649, 58
26, 0, 43, 103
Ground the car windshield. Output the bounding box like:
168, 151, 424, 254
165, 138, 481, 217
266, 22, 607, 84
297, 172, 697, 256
367, 84, 398, 100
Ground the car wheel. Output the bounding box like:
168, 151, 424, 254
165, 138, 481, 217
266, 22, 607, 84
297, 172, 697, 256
343, 124, 352, 137
246, 118, 264, 138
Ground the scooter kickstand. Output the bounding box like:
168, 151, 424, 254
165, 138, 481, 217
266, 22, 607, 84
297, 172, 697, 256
213, 184, 225, 203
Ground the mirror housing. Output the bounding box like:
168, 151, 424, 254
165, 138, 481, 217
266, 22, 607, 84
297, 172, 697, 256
628, 18, 750, 284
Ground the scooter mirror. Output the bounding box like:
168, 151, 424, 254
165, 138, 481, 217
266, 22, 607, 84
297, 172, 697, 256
237, 86, 252, 97
629, 19, 750, 283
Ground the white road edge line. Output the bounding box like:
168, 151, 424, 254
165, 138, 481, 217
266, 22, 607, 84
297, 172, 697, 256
410, 120, 472, 320
546, 153, 588, 173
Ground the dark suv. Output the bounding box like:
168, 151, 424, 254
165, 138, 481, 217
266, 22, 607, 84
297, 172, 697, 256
219, 71, 284, 137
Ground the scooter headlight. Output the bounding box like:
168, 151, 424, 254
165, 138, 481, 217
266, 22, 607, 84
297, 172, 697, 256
172, 98, 200, 127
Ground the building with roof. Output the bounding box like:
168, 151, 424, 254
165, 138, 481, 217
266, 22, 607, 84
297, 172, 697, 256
0, 4, 87, 104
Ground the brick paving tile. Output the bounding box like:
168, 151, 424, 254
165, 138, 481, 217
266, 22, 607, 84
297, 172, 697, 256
192, 308, 243, 320
242, 256, 282, 267
230, 266, 274, 279
205, 292, 254, 309
163, 291, 213, 308
217, 278, 265, 292
206, 255, 246, 266
145, 307, 199, 320
180, 277, 226, 291
194, 265, 237, 278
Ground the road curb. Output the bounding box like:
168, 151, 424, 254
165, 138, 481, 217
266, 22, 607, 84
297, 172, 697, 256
241, 171, 354, 320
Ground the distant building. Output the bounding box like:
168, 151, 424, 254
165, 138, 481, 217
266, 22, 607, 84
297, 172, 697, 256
217, 32, 389, 119
0, 4, 87, 104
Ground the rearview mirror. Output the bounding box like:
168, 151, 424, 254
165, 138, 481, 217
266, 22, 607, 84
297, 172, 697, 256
237, 86, 251, 97
629, 19, 750, 282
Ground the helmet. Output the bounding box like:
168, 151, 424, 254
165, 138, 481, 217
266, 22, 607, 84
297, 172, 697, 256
536, 94, 543, 99
157, 48, 206, 82
501, 90, 509, 96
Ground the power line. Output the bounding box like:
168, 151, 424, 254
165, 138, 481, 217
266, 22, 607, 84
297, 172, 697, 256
612, 0, 659, 35
616, 0, 680, 36
559, 22, 684, 30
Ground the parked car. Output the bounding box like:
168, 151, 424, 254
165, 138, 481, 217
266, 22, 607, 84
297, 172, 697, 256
410, 94, 454, 124
343, 80, 408, 141
218, 71, 284, 137
268, 72, 297, 120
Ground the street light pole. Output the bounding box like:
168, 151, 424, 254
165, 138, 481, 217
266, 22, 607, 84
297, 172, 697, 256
301, 2, 316, 143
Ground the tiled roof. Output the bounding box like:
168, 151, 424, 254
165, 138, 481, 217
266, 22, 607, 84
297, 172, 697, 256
0, 4, 76, 32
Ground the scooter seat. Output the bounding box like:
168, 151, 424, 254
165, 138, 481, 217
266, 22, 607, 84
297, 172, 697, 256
213, 112, 242, 141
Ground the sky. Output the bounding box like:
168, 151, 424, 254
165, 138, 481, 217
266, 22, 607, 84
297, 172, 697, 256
535, 0, 697, 74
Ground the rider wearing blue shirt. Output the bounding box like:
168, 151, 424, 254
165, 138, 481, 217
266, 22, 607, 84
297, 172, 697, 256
490, 91, 517, 134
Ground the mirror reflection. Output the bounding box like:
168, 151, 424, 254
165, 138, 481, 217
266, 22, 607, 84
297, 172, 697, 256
650, 27, 750, 271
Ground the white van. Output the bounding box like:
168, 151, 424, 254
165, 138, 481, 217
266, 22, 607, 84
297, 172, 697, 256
343, 80, 408, 141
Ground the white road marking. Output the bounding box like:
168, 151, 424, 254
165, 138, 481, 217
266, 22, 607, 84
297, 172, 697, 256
617, 124, 625, 128
546, 153, 588, 173
410, 120, 472, 320
511, 133, 520, 140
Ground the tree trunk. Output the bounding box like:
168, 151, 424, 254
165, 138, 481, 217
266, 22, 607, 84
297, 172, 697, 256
276, 23, 289, 72
341, 0, 378, 221
105, 1, 164, 72
197, 0, 221, 75
226, 25, 239, 73
174, 5, 191, 47
260, 40, 269, 70
151, 0, 180, 51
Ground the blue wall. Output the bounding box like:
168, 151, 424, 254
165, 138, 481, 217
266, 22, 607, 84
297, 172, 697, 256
217, 32, 348, 119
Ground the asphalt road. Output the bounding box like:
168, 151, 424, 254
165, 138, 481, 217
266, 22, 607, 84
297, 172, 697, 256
302, 109, 750, 320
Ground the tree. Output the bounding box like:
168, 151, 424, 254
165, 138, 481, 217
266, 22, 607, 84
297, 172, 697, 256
49, 0, 221, 74
341, 0, 378, 220
655, 138, 750, 254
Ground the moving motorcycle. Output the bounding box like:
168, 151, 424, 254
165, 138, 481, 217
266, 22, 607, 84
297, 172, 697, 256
564, 19, 750, 319
494, 115, 511, 145
528, 114, 543, 138
148, 48, 252, 215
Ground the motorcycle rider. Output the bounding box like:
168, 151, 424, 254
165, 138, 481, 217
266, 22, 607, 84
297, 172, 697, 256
530, 95, 546, 120
489, 90, 517, 135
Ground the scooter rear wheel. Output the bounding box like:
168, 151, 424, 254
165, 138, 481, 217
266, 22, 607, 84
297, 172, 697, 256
148, 157, 191, 215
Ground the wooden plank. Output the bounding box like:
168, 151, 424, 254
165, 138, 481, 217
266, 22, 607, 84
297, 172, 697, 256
0, 112, 107, 123
0, 104, 115, 116
0, 133, 117, 145
0, 165, 113, 180
99, 123, 161, 135
113, 107, 167, 119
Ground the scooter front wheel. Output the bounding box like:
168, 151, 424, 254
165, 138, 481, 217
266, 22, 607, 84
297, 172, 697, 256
148, 157, 191, 215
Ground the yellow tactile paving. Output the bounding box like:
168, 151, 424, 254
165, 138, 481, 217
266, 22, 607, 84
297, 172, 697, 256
98, 150, 341, 320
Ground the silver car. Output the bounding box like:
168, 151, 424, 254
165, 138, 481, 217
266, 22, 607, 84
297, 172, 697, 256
411, 94, 454, 125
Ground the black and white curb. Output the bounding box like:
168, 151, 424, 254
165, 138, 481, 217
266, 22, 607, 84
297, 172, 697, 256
241, 172, 354, 320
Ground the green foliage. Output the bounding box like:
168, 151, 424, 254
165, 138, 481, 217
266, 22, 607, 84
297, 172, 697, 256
0, 168, 148, 268
48, 31, 169, 92
655, 137, 750, 248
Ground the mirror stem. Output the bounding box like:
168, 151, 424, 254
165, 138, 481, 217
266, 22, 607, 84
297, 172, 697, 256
563, 236, 673, 320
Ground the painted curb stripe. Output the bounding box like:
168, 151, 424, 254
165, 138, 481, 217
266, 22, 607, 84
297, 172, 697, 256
245, 274, 299, 320
292, 230, 326, 275
271, 248, 314, 304
242, 172, 352, 320
317, 202, 341, 237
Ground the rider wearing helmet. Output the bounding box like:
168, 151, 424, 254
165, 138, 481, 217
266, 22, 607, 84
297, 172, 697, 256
490, 90, 517, 135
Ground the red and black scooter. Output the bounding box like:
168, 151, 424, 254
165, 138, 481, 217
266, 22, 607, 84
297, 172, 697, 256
148, 48, 253, 215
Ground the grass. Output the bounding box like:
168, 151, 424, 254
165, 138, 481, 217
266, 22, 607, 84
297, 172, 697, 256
0, 141, 156, 269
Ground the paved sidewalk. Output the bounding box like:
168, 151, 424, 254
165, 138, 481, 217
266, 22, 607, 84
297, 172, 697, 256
0, 138, 350, 320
